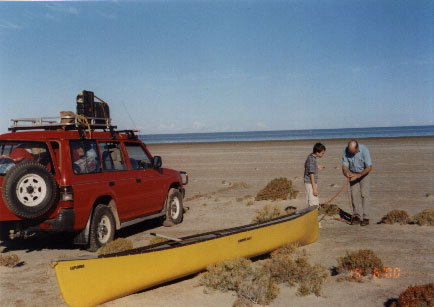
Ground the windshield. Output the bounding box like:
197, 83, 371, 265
0, 141, 52, 176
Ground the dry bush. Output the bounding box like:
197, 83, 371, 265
200, 258, 280, 306
238, 272, 280, 305
270, 242, 299, 258
246, 200, 254, 206
336, 249, 384, 277
252, 204, 285, 223
255, 178, 298, 201
380, 210, 411, 225
318, 204, 340, 216
411, 209, 434, 226
199, 258, 254, 292
260, 243, 328, 296
233, 297, 253, 307
97, 238, 133, 255
0, 254, 20, 267
389, 283, 434, 307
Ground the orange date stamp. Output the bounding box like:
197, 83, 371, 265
349, 267, 401, 280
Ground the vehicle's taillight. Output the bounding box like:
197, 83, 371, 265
60, 186, 74, 202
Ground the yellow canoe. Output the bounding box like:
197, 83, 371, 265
52, 205, 319, 307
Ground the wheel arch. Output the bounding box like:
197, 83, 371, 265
73, 195, 120, 245
92, 196, 121, 230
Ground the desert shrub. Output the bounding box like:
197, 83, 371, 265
252, 204, 285, 223
260, 244, 328, 296
318, 204, 340, 216
199, 258, 254, 292
336, 249, 384, 277
270, 242, 299, 258
238, 271, 280, 305
233, 297, 253, 307
390, 283, 434, 307
0, 254, 20, 267
412, 209, 434, 226
380, 210, 411, 225
97, 238, 133, 255
246, 200, 254, 206
255, 178, 298, 201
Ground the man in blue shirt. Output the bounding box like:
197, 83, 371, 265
342, 140, 373, 226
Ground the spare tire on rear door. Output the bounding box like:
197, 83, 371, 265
2, 161, 58, 219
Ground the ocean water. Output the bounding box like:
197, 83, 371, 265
139, 125, 434, 144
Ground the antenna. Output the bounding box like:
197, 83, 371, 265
121, 100, 138, 131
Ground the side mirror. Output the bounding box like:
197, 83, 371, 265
153, 156, 162, 169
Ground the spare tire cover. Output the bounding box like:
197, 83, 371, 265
2, 161, 58, 219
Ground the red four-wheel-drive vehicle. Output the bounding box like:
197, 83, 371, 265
0, 93, 188, 251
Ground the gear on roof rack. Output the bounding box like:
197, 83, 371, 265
9, 90, 117, 135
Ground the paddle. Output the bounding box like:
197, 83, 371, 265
150, 232, 182, 242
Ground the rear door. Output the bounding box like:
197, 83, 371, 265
97, 141, 141, 220
124, 142, 167, 215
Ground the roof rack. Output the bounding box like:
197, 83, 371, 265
9, 115, 117, 132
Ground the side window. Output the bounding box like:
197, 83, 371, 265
70, 140, 101, 175
98, 142, 126, 171
0, 141, 53, 176
125, 143, 152, 170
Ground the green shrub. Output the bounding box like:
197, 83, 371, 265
97, 238, 133, 255
255, 178, 298, 201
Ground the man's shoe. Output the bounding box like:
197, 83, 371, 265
360, 219, 370, 226
350, 216, 361, 225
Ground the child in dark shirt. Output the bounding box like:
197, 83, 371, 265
304, 143, 326, 207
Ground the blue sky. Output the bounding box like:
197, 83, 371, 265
0, 0, 432, 134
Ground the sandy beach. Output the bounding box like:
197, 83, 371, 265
1, 137, 433, 307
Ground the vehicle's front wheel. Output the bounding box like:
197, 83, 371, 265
88, 205, 116, 252
163, 188, 184, 227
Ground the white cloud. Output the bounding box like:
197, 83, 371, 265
158, 123, 176, 132
46, 3, 79, 15
0, 20, 22, 30
192, 121, 205, 129
256, 122, 267, 129
98, 11, 118, 20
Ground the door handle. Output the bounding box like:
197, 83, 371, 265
136, 178, 141, 183
109, 181, 115, 186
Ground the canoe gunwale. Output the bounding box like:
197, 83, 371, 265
54, 205, 318, 262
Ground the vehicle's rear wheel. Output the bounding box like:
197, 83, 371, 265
163, 188, 184, 227
88, 205, 116, 252
2, 161, 57, 219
